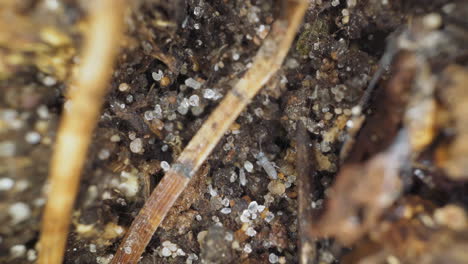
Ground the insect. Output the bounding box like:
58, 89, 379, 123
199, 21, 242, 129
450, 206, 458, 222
255, 151, 278, 180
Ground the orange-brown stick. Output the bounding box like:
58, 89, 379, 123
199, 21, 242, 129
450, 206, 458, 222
38, 1, 125, 264
111, 1, 308, 263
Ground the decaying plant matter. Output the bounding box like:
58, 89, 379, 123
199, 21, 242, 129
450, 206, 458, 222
38, 1, 126, 263
308, 10, 468, 263
111, 1, 307, 263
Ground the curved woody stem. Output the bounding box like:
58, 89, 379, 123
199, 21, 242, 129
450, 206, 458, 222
38, 1, 126, 263
111, 1, 308, 263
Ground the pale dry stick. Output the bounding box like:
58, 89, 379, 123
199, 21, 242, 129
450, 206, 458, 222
111, 1, 308, 263
38, 1, 126, 264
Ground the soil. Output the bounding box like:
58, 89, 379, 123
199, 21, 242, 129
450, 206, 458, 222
1, 0, 468, 264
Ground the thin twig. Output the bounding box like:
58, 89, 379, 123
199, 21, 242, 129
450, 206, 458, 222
111, 1, 308, 263
296, 121, 317, 264
38, 1, 125, 264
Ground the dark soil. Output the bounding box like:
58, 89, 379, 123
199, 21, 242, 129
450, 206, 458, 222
1, 1, 468, 264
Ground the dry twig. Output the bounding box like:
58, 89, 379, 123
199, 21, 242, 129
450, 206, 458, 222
111, 1, 308, 263
38, 1, 125, 263
296, 121, 317, 264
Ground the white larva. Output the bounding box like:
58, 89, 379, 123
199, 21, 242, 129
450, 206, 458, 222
256, 152, 277, 179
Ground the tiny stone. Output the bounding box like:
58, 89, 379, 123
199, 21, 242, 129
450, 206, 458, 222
244, 161, 254, 172
188, 95, 200, 107
222, 198, 230, 207
331, 0, 340, 7
245, 227, 257, 237
265, 212, 275, 223
193, 6, 202, 17
98, 149, 110, 160
37, 105, 50, 119
168, 243, 178, 252
225, 233, 233, 241
239, 169, 247, 186
9, 202, 31, 224
129, 132, 136, 140
185, 78, 202, 89
243, 244, 252, 254
191, 106, 204, 116
254, 108, 264, 117
268, 181, 285, 195
232, 53, 240, 61
203, 89, 215, 99
110, 134, 121, 142
27, 249, 37, 261
25, 131, 41, 144
230, 171, 237, 183
161, 247, 172, 257
119, 83, 130, 92
161, 161, 170, 172
196, 215, 202, 221
154, 105, 163, 118
89, 244, 97, 253
10, 244, 26, 258
221, 208, 232, 214
0, 178, 14, 191
257, 205, 266, 212
144, 111, 155, 121
152, 70, 163, 81
129, 138, 144, 154
248, 201, 259, 214
269, 253, 279, 263
43, 76, 57, 86
126, 95, 133, 103
240, 215, 249, 223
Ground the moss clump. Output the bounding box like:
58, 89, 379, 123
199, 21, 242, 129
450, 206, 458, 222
296, 18, 330, 57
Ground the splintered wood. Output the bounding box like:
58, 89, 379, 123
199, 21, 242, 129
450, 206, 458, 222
111, 1, 308, 263
38, 1, 125, 264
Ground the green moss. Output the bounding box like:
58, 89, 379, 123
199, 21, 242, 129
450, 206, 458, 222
295, 18, 330, 57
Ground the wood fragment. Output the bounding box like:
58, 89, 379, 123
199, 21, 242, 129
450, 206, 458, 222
111, 1, 308, 263
296, 121, 317, 264
37, 1, 126, 263
311, 130, 410, 245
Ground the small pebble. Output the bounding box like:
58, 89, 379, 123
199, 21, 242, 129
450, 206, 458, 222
188, 95, 200, 107
244, 161, 254, 172
185, 78, 202, 89
10, 244, 26, 258
248, 201, 259, 213
161, 247, 172, 257
118, 83, 130, 92
268, 181, 286, 195
161, 161, 171, 172
129, 138, 144, 154
245, 227, 257, 237
269, 253, 279, 263
220, 208, 232, 214
265, 212, 275, 223
243, 243, 252, 254
152, 70, 163, 81
203, 89, 215, 99
9, 202, 31, 224
0, 178, 14, 191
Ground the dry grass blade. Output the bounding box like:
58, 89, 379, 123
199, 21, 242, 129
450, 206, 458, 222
111, 1, 308, 263
296, 121, 317, 264
37, 1, 126, 263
